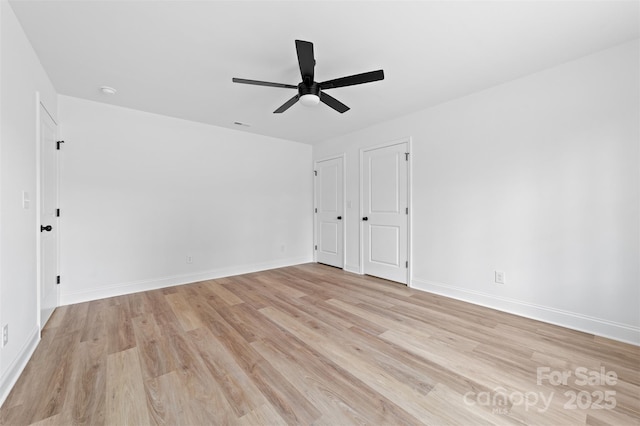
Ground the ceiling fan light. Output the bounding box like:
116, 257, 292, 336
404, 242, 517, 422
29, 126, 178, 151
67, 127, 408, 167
300, 94, 320, 107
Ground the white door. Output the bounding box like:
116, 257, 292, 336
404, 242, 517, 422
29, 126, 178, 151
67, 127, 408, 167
362, 142, 408, 284
40, 104, 59, 328
315, 157, 344, 268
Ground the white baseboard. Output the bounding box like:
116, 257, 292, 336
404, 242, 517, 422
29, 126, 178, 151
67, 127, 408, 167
0, 325, 39, 407
344, 263, 361, 274
60, 256, 313, 306
411, 277, 640, 346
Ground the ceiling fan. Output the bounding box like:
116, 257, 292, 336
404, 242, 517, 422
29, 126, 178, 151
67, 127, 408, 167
232, 40, 384, 114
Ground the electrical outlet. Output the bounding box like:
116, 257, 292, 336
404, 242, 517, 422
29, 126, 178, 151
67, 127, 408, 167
2, 324, 8, 347
186, 255, 193, 264
495, 270, 505, 284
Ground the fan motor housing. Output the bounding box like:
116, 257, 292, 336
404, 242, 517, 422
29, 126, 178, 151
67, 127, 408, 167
298, 82, 320, 97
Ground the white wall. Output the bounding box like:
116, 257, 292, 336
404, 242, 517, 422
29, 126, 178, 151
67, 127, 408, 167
58, 96, 313, 304
0, 0, 58, 404
314, 40, 640, 344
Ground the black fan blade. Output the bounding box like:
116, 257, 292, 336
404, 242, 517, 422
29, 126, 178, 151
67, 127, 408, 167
274, 95, 300, 113
295, 40, 315, 83
319, 70, 384, 90
319, 92, 350, 113
233, 78, 297, 89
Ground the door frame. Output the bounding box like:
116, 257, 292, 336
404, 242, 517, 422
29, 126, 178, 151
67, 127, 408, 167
313, 153, 347, 269
359, 137, 412, 285
36, 93, 60, 331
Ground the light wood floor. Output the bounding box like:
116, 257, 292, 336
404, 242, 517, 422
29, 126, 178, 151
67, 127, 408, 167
1, 264, 638, 425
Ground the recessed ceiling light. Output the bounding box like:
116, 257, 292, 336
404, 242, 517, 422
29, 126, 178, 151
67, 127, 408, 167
100, 86, 117, 95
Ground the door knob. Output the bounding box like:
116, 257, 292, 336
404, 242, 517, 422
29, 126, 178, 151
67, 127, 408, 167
40, 225, 52, 232
337, 216, 342, 220
362, 217, 368, 221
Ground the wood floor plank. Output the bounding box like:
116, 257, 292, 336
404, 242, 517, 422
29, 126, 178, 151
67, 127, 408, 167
237, 403, 287, 426
259, 304, 452, 422
326, 297, 435, 341
251, 336, 420, 425
25, 331, 81, 425
380, 328, 587, 424
107, 302, 136, 354
62, 337, 107, 425
185, 300, 322, 424
203, 280, 244, 306
251, 338, 371, 425
254, 271, 308, 299
105, 347, 150, 426
164, 293, 205, 332
219, 275, 270, 309
53, 302, 89, 338
188, 326, 268, 417
1, 263, 637, 425
161, 328, 236, 425
128, 291, 155, 319
80, 299, 110, 343
132, 314, 176, 379
184, 284, 260, 343
26, 414, 62, 426
144, 371, 190, 426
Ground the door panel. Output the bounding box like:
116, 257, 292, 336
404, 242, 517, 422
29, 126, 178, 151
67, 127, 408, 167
370, 154, 399, 213
320, 222, 338, 254
40, 105, 58, 328
315, 157, 344, 268
370, 225, 400, 266
321, 164, 338, 211
363, 143, 408, 284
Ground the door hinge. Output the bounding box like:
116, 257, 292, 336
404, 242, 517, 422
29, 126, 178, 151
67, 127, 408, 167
315, 245, 317, 250
405, 261, 408, 268
405, 152, 410, 161
315, 208, 317, 213
405, 207, 408, 215
56, 275, 60, 285
314, 170, 317, 176
56, 140, 65, 150
56, 208, 60, 217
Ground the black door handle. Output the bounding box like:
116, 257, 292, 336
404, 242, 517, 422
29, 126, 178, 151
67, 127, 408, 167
40, 225, 52, 232
362, 217, 368, 221
337, 216, 342, 220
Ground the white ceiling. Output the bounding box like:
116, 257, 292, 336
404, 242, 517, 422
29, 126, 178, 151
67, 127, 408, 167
9, 0, 639, 144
